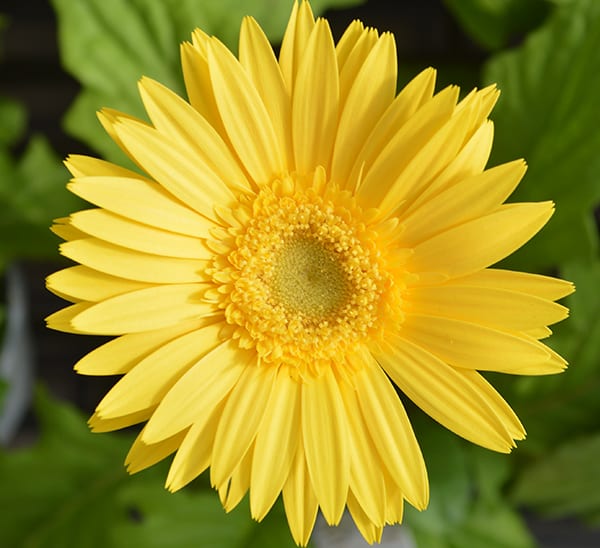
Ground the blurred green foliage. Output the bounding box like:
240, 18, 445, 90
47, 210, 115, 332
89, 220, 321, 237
1, 0, 600, 546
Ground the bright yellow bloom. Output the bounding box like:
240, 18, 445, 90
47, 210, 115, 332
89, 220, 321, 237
46, 1, 573, 544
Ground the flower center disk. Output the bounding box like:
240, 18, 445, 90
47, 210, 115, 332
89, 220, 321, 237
217, 180, 391, 378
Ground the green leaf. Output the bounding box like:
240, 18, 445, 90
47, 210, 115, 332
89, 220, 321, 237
52, 0, 362, 162
484, 0, 600, 271
0, 135, 81, 264
512, 433, 600, 519
0, 96, 27, 146
443, 0, 550, 51
505, 260, 600, 450
0, 388, 301, 547
405, 415, 471, 535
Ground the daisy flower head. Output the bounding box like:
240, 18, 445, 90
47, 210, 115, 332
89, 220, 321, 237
46, 1, 573, 545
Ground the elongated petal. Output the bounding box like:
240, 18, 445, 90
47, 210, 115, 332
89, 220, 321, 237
67, 176, 214, 238
250, 369, 301, 521
356, 85, 458, 206
211, 364, 277, 488
70, 209, 211, 259
332, 33, 397, 186
139, 77, 250, 193
352, 348, 428, 510
301, 367, 349, 525
337, 26, 379, 108
166, 402, 224, 491
408, 202, 555, 280
114, 118, 236, 221
70, 283, 214, 335
45, 302, 94, 334
89, 409, 152, 433
279, 1, 315, 91
142, 340, 252, 443
96, 322, 225, 417
47, 265, 151, 303
406, 284, 568, 330
339, 382, 386, 526
239, 16, 293, 169
65, 154, 141, 178
401, 314, 562, 374
347, 489, 383, 545
457, 268, 575, 300
399, 160, 527, 246
126, 429, 187, 474
74, 318, 206, 376
292, 19, 339, 174
208, 37, 285, 183
282, 437, 319, 548
374, 336, 523, 451
60, 239, 209, 283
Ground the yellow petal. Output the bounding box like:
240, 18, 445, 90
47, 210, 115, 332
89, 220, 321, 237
47, 265, 151, 303
69, 209, 212, 259
352, 348, 428, 510
331, 32, 397, 187
408, 202, 555, 280
335, 20, 366, 71
412, 120, 495, 210
457, 268, 575, 301
399, 160, 527, 246
282, 437, 319, 547
74, 318, 206, 375
221, 443, 254, 512
60, 238, 209, 283
292, 18, 339, 174
337, 26, 379, 109
70, 283, 215, 335
113, 118, 236, 221
375, 336, 523, 451
96, 322, 224, 417
45, 302, 94, 334
406, 283, 569, 330
65, 154, 141, 178
68, 176, 214, 238
347, 67, 437, 192
89, 408, 152, 433
166, 402, 224, 492
250, 369, 301, 521
347, 489, 384, 545
207, 36, 285, 183
401, 314, 563, 374
239, 16, 293, 169
142, 340, 251, 443
126, 429, 187, 474
51, 217, 87, 242
339, 382, 386, 526
210, 364, 277, 489
356, 85, 458, 207
279, 1, 315, 91
138, 77, 250, 193
180, 36, 226, 136
377, 93, 484, 216
301, 367, 349, 525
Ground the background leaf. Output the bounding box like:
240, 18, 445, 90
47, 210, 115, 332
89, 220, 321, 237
512, 433, 600, 519
443, 0, 550, 51
0, 388, 302, 547
483, 0, 600, 271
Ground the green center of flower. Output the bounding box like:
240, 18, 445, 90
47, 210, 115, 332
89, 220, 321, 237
271, 237, 349, 317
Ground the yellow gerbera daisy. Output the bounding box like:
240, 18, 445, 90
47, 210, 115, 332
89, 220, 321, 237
46, 1, 573, 544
